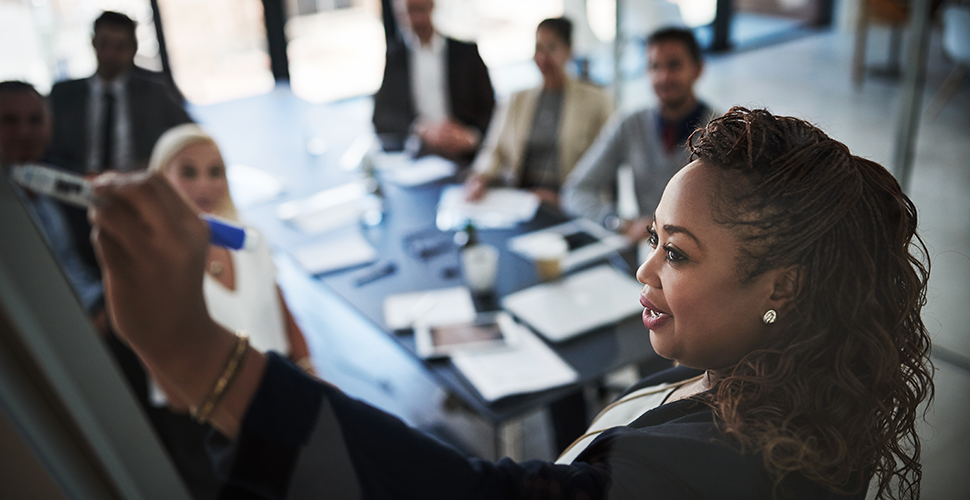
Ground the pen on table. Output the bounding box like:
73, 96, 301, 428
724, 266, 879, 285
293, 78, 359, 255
9, 163, 259, 251
354, 260, 396, 286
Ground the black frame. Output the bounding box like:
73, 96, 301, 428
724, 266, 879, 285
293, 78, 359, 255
146, 0, 836, 89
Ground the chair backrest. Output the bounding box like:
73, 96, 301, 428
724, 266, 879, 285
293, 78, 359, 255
943, 4, 970, 63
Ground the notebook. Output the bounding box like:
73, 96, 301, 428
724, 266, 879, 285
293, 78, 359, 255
501, 265, 645, 342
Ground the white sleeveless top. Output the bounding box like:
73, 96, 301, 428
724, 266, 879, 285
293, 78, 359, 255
202, 232, 288, 355
149, 230, 289, 407
556, 375, 703, 465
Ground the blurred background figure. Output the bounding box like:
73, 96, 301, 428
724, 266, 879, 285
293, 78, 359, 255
48, 11, 192, 175
0, 80, 104, 324
464, 17, 613, 207
148, 123, 313, 379
562, 27, 715, 242
372, 0, 495, 163
47, 10, 194, 276
144, 123, 313, 500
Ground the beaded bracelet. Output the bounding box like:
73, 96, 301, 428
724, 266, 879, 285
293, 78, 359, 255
194, 333, 249, 424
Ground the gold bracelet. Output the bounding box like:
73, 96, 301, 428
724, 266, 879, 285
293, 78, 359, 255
194, 333, 249, 424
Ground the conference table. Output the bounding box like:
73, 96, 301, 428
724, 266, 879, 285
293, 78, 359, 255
263, 169, 663, 456
317, 176, 658, 420
196, 90, 662, 458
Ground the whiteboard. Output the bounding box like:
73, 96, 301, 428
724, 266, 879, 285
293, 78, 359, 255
0, 176, 190, 499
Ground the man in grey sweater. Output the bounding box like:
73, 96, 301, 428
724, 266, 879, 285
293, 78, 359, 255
562, 27, 715, 241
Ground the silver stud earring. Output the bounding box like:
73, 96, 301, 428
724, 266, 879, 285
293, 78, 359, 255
762, 309, 777, 324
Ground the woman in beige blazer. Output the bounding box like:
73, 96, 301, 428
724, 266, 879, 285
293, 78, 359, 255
465, 17, 613, 206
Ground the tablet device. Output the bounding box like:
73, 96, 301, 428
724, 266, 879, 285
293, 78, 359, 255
415, 312, 514, 359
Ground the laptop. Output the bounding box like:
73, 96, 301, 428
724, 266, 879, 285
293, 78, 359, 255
501, 265, 645, 342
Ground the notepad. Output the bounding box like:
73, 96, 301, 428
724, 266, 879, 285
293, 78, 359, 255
226, 163, 284, 209
291, 229, 378, 275
276, 182, 368, 234
383, 287, 478, 331
501, 265, 645, 342
379, 155, 457, 186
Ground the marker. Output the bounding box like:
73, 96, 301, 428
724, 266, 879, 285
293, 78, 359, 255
9, 163, 259, 251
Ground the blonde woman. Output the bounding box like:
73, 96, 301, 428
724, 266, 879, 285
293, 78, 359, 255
141, 124, 313, 498
147, 124, 312, 389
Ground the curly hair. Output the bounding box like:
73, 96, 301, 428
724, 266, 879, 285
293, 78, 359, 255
687, 107, 934, 499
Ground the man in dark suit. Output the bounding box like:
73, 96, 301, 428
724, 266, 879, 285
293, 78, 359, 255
49, 11, 192, 174
49, 11, 193, 271
373, 0, 494, 163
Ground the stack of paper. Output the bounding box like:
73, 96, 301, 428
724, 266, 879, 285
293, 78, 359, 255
276, 182, 368, 234
227, 164, 284, 209
436, 186, 540, 230
379, 155, 457, 186
383, 287, 477, 331
290, 228, 378, 275
451, 320, 578, 402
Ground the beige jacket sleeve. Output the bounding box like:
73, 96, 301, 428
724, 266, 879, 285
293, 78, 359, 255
470, 78, 613, 186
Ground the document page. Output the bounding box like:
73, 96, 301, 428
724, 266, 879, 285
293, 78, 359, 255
383, 287, 478, 331
291, 228, 378, 275
451, 321, 578, 402
436, 186, 540, 230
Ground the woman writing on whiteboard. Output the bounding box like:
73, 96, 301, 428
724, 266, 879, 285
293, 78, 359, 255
91, 108, 932, 499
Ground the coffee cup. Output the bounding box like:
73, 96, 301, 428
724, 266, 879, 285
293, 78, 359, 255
461, 243, 499, 294
529, 233, 569, 281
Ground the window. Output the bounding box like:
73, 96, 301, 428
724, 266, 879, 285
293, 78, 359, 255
157, 0, 275, 104
0, 0, 159, 93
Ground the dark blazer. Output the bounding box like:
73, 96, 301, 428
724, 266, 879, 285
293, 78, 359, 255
48, 72, 193, 174
372, 37, 495, 154
215, 354, 866, 500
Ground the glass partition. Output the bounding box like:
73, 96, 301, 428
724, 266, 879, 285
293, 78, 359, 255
0, 0, 159, 94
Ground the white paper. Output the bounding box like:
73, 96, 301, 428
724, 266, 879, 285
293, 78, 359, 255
291, 229, 378, 275
383, 286, 477, 330
501, 265, 645, 342
380, 155, 457, 186
436, 185, 540, 230
276, 182, 367, 234
227, 163, 284, 209
451, 321, 578, 402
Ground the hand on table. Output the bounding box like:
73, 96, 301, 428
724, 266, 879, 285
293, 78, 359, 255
463, 173, 488, 201
417, 119, 480, 158
530, 188, 560, 207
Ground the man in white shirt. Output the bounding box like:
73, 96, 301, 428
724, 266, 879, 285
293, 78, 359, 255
373, 0, 495, 163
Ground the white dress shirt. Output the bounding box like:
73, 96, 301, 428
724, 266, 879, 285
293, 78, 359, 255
408, 32, 450, 126
86, 74, 133, 172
